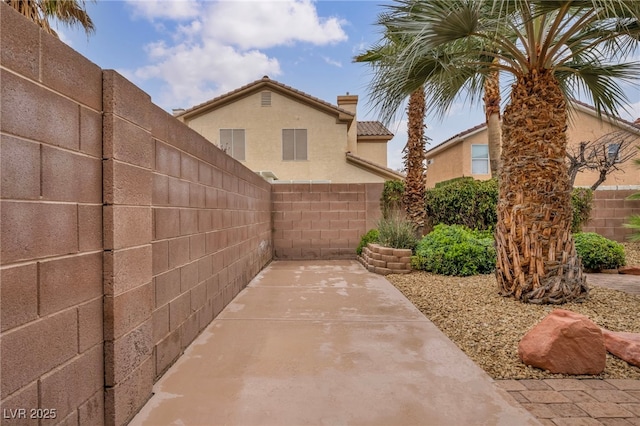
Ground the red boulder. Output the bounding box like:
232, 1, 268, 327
618, 266, 640, 275
601, 329, 640, 368
518, 309, 606, 375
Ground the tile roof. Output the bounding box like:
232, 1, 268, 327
177, 76, 355, 119
357, 121, 394, 137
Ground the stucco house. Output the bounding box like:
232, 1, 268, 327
175, 76, 403, 183
425, 102, 640, 188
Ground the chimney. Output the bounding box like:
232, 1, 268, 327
337, 94, 358, 154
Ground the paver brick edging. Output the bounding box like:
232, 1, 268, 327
358, 243, 411, 275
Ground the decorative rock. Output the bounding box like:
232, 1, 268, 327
518, 309, 606, 375
619, 265, 640, 275
601, 328, 640, 368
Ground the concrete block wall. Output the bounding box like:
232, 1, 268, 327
583, 189, 640, 242
1, 3, 105, 424
1, 4, 272, 425
272, 183, 383, 259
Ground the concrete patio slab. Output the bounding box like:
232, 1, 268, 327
130, 260, 540, 425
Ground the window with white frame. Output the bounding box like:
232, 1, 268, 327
219, 129, 245, 161
607, 143, 620, 162
282, 129, 307, 161
471, 144, 489, 175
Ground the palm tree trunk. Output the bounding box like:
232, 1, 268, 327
495, 69, 588, 304
403, 88, 427, 236
483, 64, 502, 178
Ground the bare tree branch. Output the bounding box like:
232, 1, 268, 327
566, 130, 638, 189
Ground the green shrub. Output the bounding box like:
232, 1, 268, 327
412, 224, 496, 276
624, 215, 640, 242
571, 188, 593, 233
425, 178, 498, 231
356, 229, 379, 255
377, 214, 418, 252
381, 180, 404, 219
574, 232, 626, 270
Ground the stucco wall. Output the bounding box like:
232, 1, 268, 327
356, 140, 388, 168
185, 90, 387, 183
426, 108, 640, 188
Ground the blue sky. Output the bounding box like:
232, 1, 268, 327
60, 0, 640, 171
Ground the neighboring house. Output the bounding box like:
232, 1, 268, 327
175, 76, 403, 183
425, 102, 640, 188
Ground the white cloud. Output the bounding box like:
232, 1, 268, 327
125, 0, 348, 109
126, 0, 200, 21
322, 56, 342, 67
203, 0, 347, 49
620, 101, 640, 122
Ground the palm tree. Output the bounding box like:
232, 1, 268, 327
363, 0, 640, 303
355, 31, 428, 236
5, 0, 95, 37
484, 59, 502, 178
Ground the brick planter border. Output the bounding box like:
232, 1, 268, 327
358, 243, 412, 275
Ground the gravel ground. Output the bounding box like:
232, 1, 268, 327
386, 243, 640, 380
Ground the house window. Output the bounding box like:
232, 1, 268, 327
219, 129, 245, 161
471, 144, 489, 174
607, 143, 620, 162
261, 91, 271, 107
282, 129, 307, 161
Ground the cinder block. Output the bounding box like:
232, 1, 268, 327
78, 389, 105, 426
154, 208, 180, 240
155, 142, 181, 178
0, 136, 40, 200
348, 201, 366, 211
154, 269, 181, 308
180, 313, 200, 349
103, 160, 152, 206
190, 183, 206, 208
190, 281, 207, 313
0, 381, 38, 426
198, 162, 213, 185
103, 205, 152, 250
155, 329, 181, 378
292, 220, 312, 230
180, 261, 199, 293
190, 234, 206, 260
167, 177, 189, 207
104, 320, 153, 386
199, 299, 214, 331
1, 201, 78, 264
181, 153, 199, 182
41, 34, 102, 109
169, 292, 191, 331
104, 355, 153, 426
1, 70, 79, 150
0, 2, 39, 79
103, 113, 152, 168
104, 245, 152, 296
179, 209, 198, 236
152, 240, 169, 276
320, 230, 340, 240
152, 173, 169, 205
39, 252, 102, 316
103, 70, 151, 131
40, 345, 103, 422
0, 263, 37, 332
205, 187, 218, 208
168, 236, 190, 269
42, 145, 101, 203
78, 298, 104, 353
152, 304, 169, 345
197, 254, 213, 282
78, 204, 102, 251
1, 310, 77, 399
104, 283, 153, 341
80, 106, 102, 157
300, 211, 321, 221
